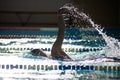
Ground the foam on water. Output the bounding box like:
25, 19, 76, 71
0, 53, 119, 79
61, 3, 120, 58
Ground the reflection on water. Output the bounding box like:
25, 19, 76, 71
0, 27, 120, 80
0, 55, 120, 80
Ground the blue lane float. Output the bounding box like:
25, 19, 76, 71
0, 63, 120, 72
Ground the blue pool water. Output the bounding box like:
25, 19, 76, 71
0, 27, 120, 80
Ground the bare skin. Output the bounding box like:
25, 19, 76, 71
51, 14, 71, 60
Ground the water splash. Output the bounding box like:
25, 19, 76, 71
61, 3, 120, 58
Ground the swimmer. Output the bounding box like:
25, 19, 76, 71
31, 3, 92, 60
31, 7, 71, 60
31, 4, 72, 60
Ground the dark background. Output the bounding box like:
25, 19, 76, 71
72, 0, 119, 27
0, 0, 119, 28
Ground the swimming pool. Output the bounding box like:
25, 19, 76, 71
0, 27, 120, 80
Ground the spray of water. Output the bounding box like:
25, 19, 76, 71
60, 3, 120, 58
